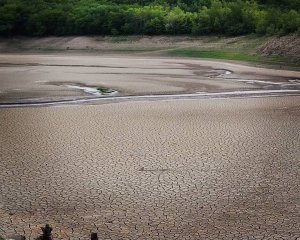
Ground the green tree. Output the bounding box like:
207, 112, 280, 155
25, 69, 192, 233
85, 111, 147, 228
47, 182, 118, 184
165, 7, 194, 34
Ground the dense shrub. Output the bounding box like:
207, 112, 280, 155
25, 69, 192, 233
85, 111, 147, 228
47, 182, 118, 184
0, 0, 299, 36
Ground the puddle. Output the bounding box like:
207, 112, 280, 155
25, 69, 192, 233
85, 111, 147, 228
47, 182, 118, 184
65, 85, 117, 96
205, 69, 233, 77
97, 87, 116, 95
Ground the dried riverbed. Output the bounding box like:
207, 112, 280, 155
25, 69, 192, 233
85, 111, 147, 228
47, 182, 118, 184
0, 54, 299, 240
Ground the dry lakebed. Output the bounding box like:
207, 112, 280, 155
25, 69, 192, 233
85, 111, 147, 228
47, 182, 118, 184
0, 54, 299, 239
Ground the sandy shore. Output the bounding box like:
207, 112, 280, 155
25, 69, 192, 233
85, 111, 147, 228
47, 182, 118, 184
0, 54, 299, 104
0, 96, 299, 239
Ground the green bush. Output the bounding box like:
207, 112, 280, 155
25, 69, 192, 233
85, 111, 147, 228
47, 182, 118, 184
0, 0, 299, 36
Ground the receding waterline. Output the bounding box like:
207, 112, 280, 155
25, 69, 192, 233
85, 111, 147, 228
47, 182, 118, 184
0, 89, 299, 108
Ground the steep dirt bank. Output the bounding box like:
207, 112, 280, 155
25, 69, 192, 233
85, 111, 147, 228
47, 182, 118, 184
257, 34, 300, 59
0, 35, 268, 53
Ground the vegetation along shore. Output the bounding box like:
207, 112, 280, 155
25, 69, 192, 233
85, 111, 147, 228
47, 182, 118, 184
0, 0, 299, 37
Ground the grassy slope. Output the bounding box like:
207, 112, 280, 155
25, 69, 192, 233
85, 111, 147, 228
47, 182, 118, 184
166, 49, 300, 69
161, 35, 300, 70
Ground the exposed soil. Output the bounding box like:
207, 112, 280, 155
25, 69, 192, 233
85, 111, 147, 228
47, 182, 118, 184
0, 97, 299, 239
0, 35, 268, 54
257, 34, 300, 59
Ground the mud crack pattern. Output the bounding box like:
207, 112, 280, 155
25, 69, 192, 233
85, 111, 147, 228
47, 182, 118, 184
0, 97, 299, 239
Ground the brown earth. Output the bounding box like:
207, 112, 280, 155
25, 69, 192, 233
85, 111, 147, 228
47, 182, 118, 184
0, 53, 299, 240
0, 35, 268, 54
257, 34, 300, 59
0, 97, 300, 239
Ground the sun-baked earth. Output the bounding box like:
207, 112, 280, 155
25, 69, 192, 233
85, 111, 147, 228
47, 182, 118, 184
0, 54, 299, 240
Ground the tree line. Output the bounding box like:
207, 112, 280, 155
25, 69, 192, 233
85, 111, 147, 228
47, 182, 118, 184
0, 0, 299, 36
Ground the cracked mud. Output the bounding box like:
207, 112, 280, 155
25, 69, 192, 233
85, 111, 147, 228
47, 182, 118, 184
0, 54, 300, 240
0, 97, 299, 239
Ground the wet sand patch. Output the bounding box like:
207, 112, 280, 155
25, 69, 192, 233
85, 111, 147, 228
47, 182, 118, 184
0, 54, 299, 105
